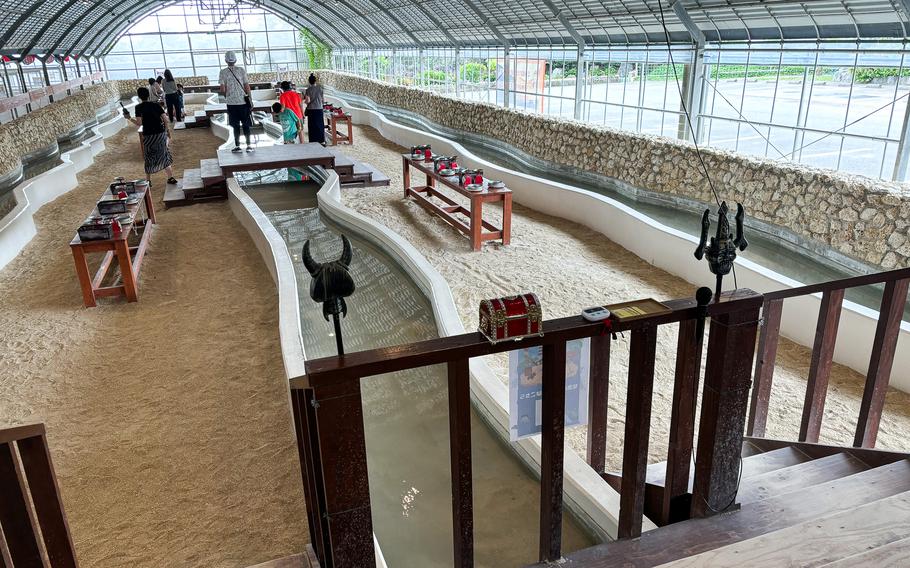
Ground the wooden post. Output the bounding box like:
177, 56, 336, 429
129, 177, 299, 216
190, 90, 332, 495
586, 334, 610, 474
402, 156, 410, 198
447, 359, 473, 567
501, 193, 512, 246
661, 318, 702, 524
291, 388, 330, 563
799, 289, 844, 443
17, 434, 78, 568
470, 197, 482, 252
0, 442, 44, 566
691, 301, 761, 517
311, 379, 375, 567
618, 325, 658, 539
855, 278, 910, 448
539, 341, 567, 562
747, 298, 782, 437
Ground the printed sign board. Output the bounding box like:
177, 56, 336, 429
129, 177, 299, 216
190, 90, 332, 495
509, 338, 590, 441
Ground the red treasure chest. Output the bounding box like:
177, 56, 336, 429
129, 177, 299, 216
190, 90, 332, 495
479, 293, 544, 344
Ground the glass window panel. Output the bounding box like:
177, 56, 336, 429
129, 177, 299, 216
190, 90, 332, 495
131, 17, 159, 34
195, 66, 221, 81
109, 37, 132, 54
192, 52, 222, 67
164, 52, 193, 68
245, 32, 269, 50
105, 55, 135, 70
130, 35, 163, 52
269, 31, 296, 47
157, 15, 188, 33
266, 14, 293, 31
244, 14, 267, 31
161, 34, 190, 51
188, 33, 217, 50
269, 49, 297, 64
215, 32, 243, 50
134, 54, 166, 69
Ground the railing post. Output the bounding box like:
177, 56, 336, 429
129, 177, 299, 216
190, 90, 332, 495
586, 334, 610, 473
618, 324, 658, 539
311, 378, 376, 567
747, 298, 783, 437
447, 358, 474, 567
539, 341, 567, 562
855, 277, 910, 448
800, 289, 845, 442
691, 299, 761, 518
0, 442, 43, 565
291, 388, 330, 563
661, 318, 703, 524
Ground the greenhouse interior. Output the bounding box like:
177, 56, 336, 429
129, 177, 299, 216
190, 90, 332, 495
2, 0, 910, 567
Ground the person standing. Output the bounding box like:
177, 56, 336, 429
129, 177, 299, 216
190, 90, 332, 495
162, 69, 181, 123
123, 86, 177, 186
149, 77, 164, 107
272, 102, 302, 144
278, 81, 305, 143
303, 73, 326, 145
218, 51, 254, 153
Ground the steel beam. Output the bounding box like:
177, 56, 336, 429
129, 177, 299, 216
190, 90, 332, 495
540, 0, 586, 46
671, 0, 706, 48
894, 93, 910, 181
574, 46, 586, 119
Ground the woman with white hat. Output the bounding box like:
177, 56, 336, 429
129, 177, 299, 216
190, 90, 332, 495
218, 50, 254, 153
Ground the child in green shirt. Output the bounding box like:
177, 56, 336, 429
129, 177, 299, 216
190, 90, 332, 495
272, 102, 302, 144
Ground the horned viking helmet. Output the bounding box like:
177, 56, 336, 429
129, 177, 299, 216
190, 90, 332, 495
302, 235, 355, 321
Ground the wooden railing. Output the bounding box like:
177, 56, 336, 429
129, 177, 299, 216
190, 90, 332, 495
290, 289, 763, 567
0, 423, 78, 567
748, 267, 910, 448
0, 72, 104, 119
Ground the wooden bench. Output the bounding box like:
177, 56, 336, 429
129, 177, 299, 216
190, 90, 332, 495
70, 184, 157, 307
402, 154, 512, 251
217, 143, 335, 177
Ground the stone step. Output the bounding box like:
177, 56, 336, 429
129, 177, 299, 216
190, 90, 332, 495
200, 158, 225, 185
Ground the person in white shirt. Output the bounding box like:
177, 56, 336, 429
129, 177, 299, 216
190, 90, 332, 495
218, 51, 254, 153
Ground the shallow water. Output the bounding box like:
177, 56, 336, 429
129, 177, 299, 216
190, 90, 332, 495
330, 91, 907, 320
238, 173, 594, 566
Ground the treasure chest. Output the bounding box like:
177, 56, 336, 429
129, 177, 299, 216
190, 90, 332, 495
459, 168, 484, 186
97, 198, 127, 216
479, 293, 544, 344
410, 144, 431, 160
77, 218, 114, 241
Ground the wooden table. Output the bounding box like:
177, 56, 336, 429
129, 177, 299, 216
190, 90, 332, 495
70, 186, 157, 308
402, 154, 511, 251
217, 143, 335, 177
325, 112, 353, 145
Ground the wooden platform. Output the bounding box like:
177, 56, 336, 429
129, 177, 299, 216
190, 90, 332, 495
325, 148, 389, 188
217, 143, 335, 177
204, 101, 274, 117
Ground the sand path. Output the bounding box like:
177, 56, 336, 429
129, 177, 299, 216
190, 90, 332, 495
0, 126, 307, 567
336, 124, 910, 471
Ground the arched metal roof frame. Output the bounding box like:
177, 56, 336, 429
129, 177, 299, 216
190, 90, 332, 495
0, 0, 908, 58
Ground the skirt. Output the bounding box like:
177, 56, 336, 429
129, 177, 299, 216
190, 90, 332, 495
306, 109, 326, 144
142, 131, 173, 175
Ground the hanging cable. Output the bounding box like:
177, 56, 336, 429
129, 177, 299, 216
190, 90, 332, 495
656, 0, 722, 208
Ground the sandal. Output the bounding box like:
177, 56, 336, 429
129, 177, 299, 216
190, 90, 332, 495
167, 177, 178, 185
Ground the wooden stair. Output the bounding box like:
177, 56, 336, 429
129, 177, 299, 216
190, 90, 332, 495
325, 148, 390, 188
182, 110, 210, 129
548, 439, 910, 567
163, 160, 228, 209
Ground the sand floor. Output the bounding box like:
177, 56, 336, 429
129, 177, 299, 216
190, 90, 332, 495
0, 126, 307, 566
336, 124, 910, 471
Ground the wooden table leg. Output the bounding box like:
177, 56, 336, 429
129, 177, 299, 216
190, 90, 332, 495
470, 197, 482, 252
402, 156, 411, 198
502, 193, 512, 246
331, 116, 338, 146
71, 246, 96, 308
144, 188, 157, 224
346, 117, 353, 144
115, 240, 138, 302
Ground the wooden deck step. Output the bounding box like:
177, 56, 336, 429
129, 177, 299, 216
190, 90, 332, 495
162, 184, 188, 209
659, 490, 910, 567
737, 452, 869, 504
200, 158, 225, 185
644, 445, 812, 489
180, 168, 203, 197
550, 459, 910, 567
821, 535, 910, 566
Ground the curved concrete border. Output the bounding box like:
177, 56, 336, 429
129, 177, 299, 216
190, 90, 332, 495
326, 92, 910, 395
0, 102, 132, 271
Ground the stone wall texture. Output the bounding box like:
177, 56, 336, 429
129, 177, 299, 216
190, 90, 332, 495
112, 76, 210, 99
248, 70, 312, 85
317, 70, 910, 270
0, 82, 119, 178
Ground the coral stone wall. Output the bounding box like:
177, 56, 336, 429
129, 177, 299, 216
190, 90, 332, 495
248, 70, 314, 86
111, 76, 210, 99
317, 70, 910, 270
0, 82, 120, 178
